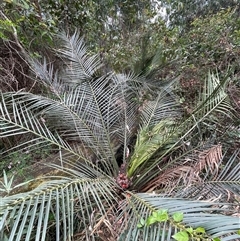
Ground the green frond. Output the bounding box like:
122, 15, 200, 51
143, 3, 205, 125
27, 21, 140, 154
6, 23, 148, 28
179, 72, 234, 142
0, 176, 117, 241
128, 119, 179, 178
127, 72, 237, 190
1, 30, 239, 241
1, 72, 138, 174
119, 193, 240, 241
0, 92, 78, 157
193, 72, 234, 120
126, 78, 182, 183
57, 31, 102, 84
139, 80, 181, 128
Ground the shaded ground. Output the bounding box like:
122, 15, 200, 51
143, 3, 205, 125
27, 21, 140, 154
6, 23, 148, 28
1, 152, 68, 195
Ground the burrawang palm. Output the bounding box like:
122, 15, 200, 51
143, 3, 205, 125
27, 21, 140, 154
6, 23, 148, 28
0, 32, 239, 241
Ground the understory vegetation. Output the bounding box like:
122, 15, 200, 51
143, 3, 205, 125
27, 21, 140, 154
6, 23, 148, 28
0, 1, 240, 241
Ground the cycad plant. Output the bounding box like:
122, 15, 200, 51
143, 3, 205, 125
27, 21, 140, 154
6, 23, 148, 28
0, 31, 240, 241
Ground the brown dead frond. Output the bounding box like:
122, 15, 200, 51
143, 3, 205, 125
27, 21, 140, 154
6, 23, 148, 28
142, 165, 200, 192
142, 144, 222, 192
193, 144, 222, 179
72, 206, 118, 241
88, 201, 130, 241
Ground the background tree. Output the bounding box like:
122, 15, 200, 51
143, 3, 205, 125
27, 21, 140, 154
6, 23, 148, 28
1, 0, 164, 71
161, 0, 240, 30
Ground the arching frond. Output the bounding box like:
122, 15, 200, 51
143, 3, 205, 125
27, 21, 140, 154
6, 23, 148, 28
128, 72, 237, 190
128, 119, 179, 179
119, 193, 240, 241
193, 72, 235, 122
0, 71, 141, 174
57, 30, 102, 84
174, 149, 240, 204
0, 175, 117, 241
0, 92, 72, 154
139, 78, 181, 128
1, 31, 239, 241
142, 143, 223, 193
127, 79, 182, 182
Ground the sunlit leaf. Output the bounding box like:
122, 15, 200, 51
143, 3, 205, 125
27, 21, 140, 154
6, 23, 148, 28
172, 212, 184, 222
156, 209, 169, 222
195, 227, 206, 234
146, 215, 157, 226
172, 231, 189, 241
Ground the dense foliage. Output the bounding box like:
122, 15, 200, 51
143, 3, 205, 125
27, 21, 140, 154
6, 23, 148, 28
0, 1, 240, 241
